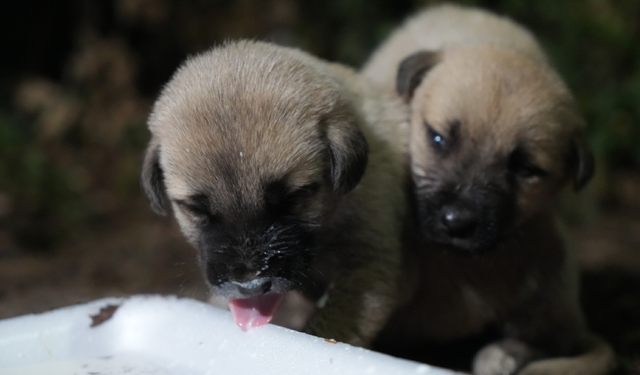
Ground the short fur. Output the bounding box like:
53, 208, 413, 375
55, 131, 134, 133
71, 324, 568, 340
362, 4, 615, 375
141, 40, 409, 346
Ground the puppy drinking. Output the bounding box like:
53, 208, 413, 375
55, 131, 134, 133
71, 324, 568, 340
363, 4, 616, 374
141, 40, 408, 346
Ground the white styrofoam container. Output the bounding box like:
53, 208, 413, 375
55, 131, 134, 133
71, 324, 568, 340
0, 295, 455, 375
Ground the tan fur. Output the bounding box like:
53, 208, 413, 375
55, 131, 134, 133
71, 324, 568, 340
142, 40, 409, 346
362, 4, 615, 375
362, 3, 547, 96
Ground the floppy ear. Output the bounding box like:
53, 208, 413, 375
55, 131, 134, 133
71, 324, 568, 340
140, 139, 167, 215
325, 114, 369, 195
396, 50, 440, 102
568, 136, 595, 191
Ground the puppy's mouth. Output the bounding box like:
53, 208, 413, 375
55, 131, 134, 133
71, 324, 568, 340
213, 277, 294, 329
202, 219, 316, 329
422, 228, 502, 254
229, 293, 285, 330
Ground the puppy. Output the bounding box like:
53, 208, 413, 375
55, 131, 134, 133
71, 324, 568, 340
140, 40, 408, 347
362, 4, 616, 375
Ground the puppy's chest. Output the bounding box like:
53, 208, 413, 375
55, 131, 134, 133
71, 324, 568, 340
409, 277, 497, 340
401, 252, 537, 340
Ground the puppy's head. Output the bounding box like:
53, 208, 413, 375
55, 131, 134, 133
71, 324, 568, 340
141, 41, 367, 304
397, 46, 594, 254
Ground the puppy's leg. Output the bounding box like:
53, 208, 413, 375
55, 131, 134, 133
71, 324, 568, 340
304, 246, 401, 347
517, 334, 616, 375
473, 336, 615, 375
473, 292, 615, 375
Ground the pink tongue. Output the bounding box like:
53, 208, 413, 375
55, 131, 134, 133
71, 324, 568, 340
229, 293, 284, 330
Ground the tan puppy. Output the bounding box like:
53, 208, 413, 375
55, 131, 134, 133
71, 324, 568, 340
362, 4, 616, 375
140, 40, 408, 346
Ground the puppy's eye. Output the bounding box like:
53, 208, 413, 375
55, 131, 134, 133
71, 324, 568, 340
426, 123, 446, 150
176, 201, 218, 225
280, 182, 320, 210
508, 148, 547, 180
264, 180, 320, 218
289, 182, 321, 200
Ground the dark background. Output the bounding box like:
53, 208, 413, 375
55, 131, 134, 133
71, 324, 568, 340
0, 0, 638, 372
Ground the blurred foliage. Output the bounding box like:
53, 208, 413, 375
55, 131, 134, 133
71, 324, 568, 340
0, 0, 638, 251
0, 112, 85, 248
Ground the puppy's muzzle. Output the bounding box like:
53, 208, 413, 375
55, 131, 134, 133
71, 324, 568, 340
213, 277, 294, 299
417, 183, 515, 254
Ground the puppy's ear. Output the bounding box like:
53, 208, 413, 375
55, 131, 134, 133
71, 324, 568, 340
140, 139, 167, 215
397, 50, 440, 102
326, 115, 369, 195
568, 137, 595, 191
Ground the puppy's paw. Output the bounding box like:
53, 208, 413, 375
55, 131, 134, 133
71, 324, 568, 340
473, 339, 540, 375
473, 344, 520, 375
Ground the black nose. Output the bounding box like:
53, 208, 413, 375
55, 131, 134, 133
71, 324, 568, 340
212, 277, 274, 299
234, 278, 273, 296
440, 206, 478, 238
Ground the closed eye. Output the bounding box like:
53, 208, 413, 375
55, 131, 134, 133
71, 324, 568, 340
508, 148, 547, 179
174, 199, 218, 224
265, 180, 320, 218
289, 182, 321, 199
